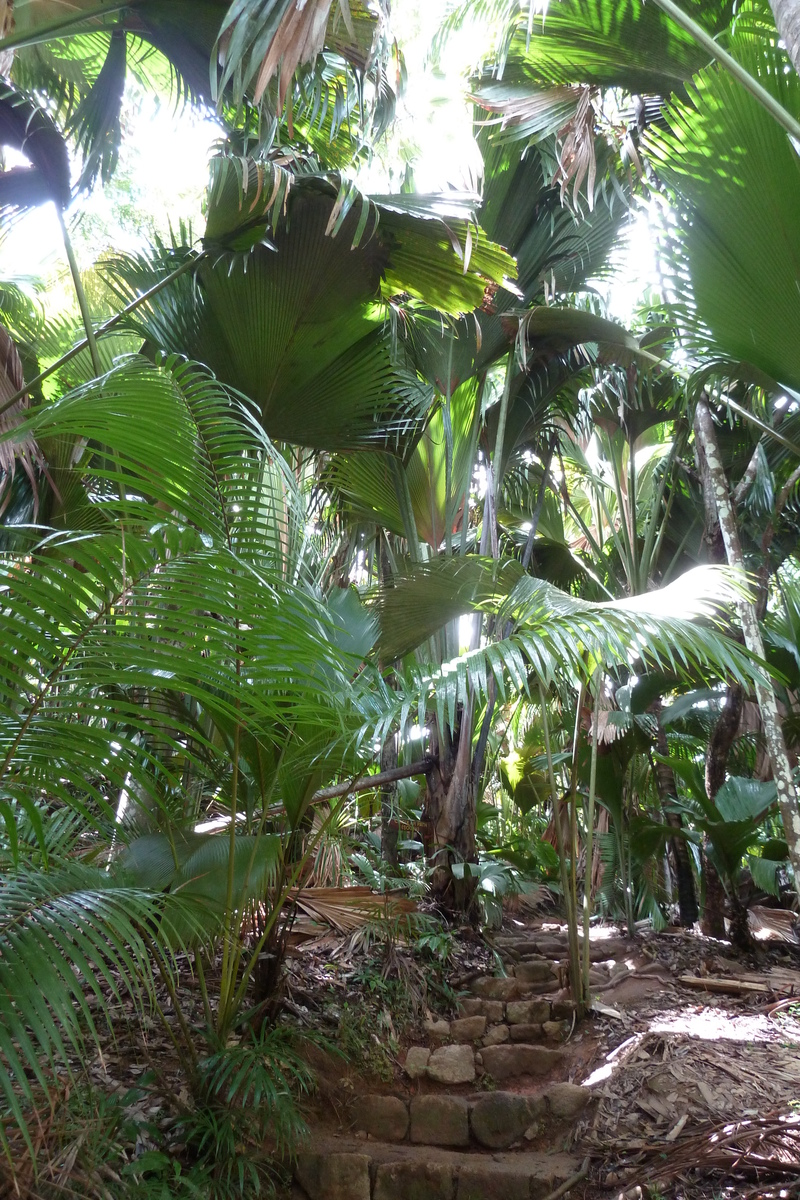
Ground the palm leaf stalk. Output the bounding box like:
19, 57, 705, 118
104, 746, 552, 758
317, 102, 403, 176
57, 213, 102, 378
582, 675, 601, 1006
539, 679, 582, 1013
693, 397, 800, 901
0, 2, 129, 54
0, 252, 205, 423
648, 0, 800, 140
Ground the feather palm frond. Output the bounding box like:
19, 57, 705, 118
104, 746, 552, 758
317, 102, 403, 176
0, 864, 207, 1158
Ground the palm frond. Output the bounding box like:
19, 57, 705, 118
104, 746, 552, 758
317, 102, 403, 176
0, 80, 71, 214
646, 35, 800, 391
383, 558, 762, 734
0, 864, 206, 1157
0, 357, 384, 842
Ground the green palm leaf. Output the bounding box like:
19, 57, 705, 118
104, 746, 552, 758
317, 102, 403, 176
1, 358, 382, 843
646, 36, 800, 391
442, 0, 734, 93
0, 864, 206, 1157
381, 557, 761, 733
102, 164, 514, 451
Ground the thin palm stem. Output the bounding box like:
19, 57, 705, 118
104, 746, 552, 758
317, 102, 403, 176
58, 212, 102, 379
582, 677, 601, 1005
649, 0, 800, 142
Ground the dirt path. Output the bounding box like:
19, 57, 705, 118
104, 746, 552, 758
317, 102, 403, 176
287, 917, 800, 1200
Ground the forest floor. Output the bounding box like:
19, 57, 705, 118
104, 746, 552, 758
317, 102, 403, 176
7, 904, 800, 1199
282, 907, 800, 1200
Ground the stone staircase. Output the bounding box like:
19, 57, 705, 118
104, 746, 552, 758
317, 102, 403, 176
292, 929, 597, 1200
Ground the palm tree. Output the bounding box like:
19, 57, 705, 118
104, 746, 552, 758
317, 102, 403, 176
442, 0, 800, 912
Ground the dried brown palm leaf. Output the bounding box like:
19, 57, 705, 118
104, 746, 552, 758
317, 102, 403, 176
473, 84, 584, 141
255, 0, 336, 107
554, 86, 598, 211
646, 1111, 800, 1183
0, 0, 14, 77
288, 885, 417, 935
749, 904, 799, 943
0, 322, 44, 516
217, 0, 386, 114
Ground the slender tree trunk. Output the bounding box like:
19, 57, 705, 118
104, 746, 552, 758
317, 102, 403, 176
380, 732, 399, 871
770, 0, 800, 76
694, 418, 741, 936
694, 399, 800, 909
651, 701, 698, 926
378, 539, 400, 871
705, 684, 745, 938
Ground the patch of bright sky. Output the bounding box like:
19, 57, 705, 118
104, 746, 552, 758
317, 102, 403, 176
0, 84, 221, 301
0, 0, 658, 324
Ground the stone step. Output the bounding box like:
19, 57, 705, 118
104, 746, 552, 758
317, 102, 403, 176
404, 1037, 570, 1085
294, 1133, 583, 1200
495, 934, 634, 962
352, 1084, 590, 1149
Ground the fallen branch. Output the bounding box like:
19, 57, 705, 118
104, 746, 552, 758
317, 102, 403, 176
540, 1156, 589, 1200
678, 975, 770, 995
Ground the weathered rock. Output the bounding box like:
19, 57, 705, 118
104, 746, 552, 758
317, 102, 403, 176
351, 1094, 408, 1142
427, 1043, 475, 1084
514, 960, 555, 985
457, 1164, 530, 1200
506, 1000, 550, 1025
524, 1121, 540, 1140
404, 1046, 431, 1079
295, 1152, 371, 1200
459, 998, 504, 1022
457, 998, 484, 1017
410, 1095, 469, 1146
550, 999, 577, 1021
546, 1082, 591, 1118
424, 1017, 451, 1040
482, 1023, 510, 1046
524, 980, 559, 995
480, 1043, 564, 1081
543, 1019, 570, 1042
533, 939, 567, 957
373, 1161, 453, 1200
470, 1091, 544, 1149
471, 976, 518, 1001
450, 1015, 486, 1042
509, 1023, 544, 1042
495, 938, 540, 955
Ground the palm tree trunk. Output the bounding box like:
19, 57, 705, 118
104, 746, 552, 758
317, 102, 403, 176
425, 705, 478, 911
770, 0, 800, 75
651, 704, 698, 926
694, 398, 800, 907
380, 732, 399, 871
704, 684, 744, 939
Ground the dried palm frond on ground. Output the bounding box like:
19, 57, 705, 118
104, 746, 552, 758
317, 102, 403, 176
749, 904, 799, 943
643, 1110, 800, 1185
587, 1031, 800, 1154
288, 885, 417, 938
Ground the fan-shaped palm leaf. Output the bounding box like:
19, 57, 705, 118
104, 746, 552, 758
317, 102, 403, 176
102, 160, 513, 450
646, 35, 800, 391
